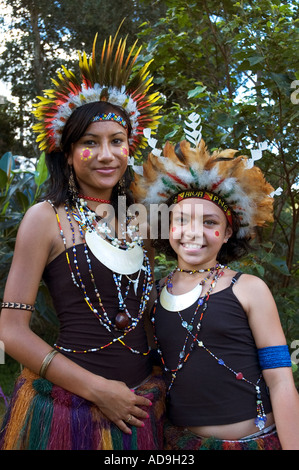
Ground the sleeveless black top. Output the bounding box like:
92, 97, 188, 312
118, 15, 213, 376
154, 273, 272, 426
43, 244, 151, 388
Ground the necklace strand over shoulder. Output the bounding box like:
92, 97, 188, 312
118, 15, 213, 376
152, 267, 267, 431
49, 200, 152, 355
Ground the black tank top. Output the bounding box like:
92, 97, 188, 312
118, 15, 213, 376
153, 273, 272, 426
43, 244, 151, 388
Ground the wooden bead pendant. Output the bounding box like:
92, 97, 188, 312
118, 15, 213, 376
115, 310, 130, 330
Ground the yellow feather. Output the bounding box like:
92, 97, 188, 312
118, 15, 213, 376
92, 32, 98, 63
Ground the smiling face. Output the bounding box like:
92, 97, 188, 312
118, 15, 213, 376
169, 198, 233, 270
67, 120, 129, 200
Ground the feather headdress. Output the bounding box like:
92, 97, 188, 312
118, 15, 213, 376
131, 114, 275, 239
32, 29, 161, 156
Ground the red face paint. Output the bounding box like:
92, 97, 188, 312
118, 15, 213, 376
81, 148, 92, 160
172, 226, 177, 232
215, 230, 220, 237
121, 146, 129, 157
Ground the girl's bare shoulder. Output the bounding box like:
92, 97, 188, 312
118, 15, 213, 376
16, 201, 62, 257
232, 271, 275, 314
22, 200, 57, 222
235, 272, 270, 292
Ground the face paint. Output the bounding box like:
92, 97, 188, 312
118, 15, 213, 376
121, 146, 129, 157
81, 148, 93, 161
215, 230, 220, 237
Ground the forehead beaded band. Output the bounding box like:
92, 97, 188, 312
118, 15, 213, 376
172, 190, 233, 227
91, 112, 127, 129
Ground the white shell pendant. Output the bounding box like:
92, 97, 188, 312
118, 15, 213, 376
160, 283, 203, 312
85, 230, 144, 275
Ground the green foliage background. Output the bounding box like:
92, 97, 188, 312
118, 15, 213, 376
0, 0, 298, 412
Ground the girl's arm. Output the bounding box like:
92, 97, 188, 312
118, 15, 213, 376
235, 274, 299, 450
263, 367, 299, 450
0, 203, 151, 434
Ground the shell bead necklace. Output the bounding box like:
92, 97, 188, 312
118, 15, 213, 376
74, 198, 143, 250
51, 201, 152, 355
73, 198, 145, 328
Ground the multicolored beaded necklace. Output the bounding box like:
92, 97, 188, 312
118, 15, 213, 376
74, 198, 142, 250
50, 200, 152, 356
152, 267, 225, 391
152, 267, 267, 431
175, 266, 220, 274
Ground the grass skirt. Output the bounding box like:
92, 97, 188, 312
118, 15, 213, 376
0, 368, 166, 450
164, 420, 282, 450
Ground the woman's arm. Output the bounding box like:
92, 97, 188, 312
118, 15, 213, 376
235, 274, 299, 449
0, 202, 151, 434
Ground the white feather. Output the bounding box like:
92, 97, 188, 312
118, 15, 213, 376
270, 187, 283, 197
184, 113, 202, 146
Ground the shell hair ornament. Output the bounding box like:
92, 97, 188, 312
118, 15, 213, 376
32, 25, 161, 157
131, 113, 281, 239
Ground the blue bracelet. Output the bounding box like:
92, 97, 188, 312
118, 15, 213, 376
258, 345, 292, 370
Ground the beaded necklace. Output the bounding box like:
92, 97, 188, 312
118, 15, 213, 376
168, 263, 227, 293
78, 193, 111, 204
175, 265, 222, 274
178, 317, 267, 430
74, 198, 142, 250
152, 268, 267, 431
51, 201, 152, 355
153, 268, 224, 392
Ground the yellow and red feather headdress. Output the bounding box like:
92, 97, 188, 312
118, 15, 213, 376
32, 30, 161, 156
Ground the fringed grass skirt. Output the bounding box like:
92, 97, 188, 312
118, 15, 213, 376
0, 368, 166, 450
164, 420, 282, 450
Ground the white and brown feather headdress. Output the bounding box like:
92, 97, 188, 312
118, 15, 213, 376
131, 114, 276, 239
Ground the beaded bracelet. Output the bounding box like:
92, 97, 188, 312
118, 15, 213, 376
1, 301, 35, 312
258, 345, 292, 370
39, 349, 59, 379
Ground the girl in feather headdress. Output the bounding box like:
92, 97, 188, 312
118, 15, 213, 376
0, 30, 166, 450
132, 115, 299, 450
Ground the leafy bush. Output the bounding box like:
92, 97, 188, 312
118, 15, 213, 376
0, 151, 59, 407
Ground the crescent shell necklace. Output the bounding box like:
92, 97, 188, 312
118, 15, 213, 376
152, 267, 267, 431
50, 200, 153, 355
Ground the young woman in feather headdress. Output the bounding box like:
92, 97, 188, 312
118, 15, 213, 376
0, 31, 165, 450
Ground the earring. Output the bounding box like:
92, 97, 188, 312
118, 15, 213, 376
118, 176, 126, 196
68, 166, 78, 199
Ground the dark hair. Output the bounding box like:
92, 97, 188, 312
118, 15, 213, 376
151, 199, 252, 265
215, 211, 251, 264
44, 101, 133, 208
